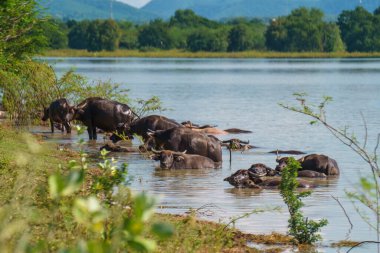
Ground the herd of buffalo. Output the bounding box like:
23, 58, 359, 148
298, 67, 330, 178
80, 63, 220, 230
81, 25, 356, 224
42, 97, 340, 190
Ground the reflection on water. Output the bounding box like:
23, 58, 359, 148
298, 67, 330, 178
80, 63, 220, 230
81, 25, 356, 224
37, 57, 380, 252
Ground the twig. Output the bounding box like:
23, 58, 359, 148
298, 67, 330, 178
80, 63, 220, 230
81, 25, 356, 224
360, 111, 368, 150
346, 241, 380, 253
331, 195, 353, 230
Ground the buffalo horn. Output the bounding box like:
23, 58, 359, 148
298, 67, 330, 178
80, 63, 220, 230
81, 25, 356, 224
276, 149, 281, 162
172, 150, 187, 156
151, 148, 162, 154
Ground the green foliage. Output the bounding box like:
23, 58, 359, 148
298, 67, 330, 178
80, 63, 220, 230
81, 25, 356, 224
337, 7, 380, 52
187, 28, 228, 52
0, 0, 46, 62
118, 21, 138, 49
266, 7, 344, 52
88, 19, 120, 52
323, 23, 345, 52
0, 61, 133, 124
39, 18, 68, 49
169, 9, 219, 29
138, 19, 173, 49
280, 94, 380, 238
280, 157, 328, 244
68, 20, 90, 49
68, 19, 120, 52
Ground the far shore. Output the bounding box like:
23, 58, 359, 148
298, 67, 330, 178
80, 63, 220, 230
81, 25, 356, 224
40, 49, 380, 59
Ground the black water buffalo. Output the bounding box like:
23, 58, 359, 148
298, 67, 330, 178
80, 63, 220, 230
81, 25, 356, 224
130, 115, 181, 140
224, 169, 314, 189
275, 154, 340, 176
151, 150, 221, 169
74, 97, 136, 140
248, 163, 278, 177
42, 98, 75, 133
148, 127, 222, 163
110, 115, 182, 143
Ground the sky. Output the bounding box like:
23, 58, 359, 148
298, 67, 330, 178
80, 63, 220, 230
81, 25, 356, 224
117, 0, 151, 8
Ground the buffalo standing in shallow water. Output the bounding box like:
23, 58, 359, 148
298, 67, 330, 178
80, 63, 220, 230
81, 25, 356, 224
148, 127, 222, 163
151, 150, 221, 169
74, 97, 136, 140
275, 154, 340, 176
42, 98, 75, 134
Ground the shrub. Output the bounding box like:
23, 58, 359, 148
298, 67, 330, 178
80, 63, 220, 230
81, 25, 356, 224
280, 157, 328, 244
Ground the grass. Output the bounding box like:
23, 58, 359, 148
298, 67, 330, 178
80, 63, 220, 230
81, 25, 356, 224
40, 49, 380, 58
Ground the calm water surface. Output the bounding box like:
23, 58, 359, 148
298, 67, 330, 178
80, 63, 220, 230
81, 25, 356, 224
40, 57, 380, 252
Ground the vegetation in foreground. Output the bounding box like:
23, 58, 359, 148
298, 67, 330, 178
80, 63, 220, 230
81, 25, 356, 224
41, 49, 380, 58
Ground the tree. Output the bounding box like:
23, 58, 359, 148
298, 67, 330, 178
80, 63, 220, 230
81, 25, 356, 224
138, 19, 173, 49
118, 21, 138, 49
40, 18, 68, 49
337, 7, 375, 52
187, 28, 227, 52
0, 0, 46, 62
99, 19, 120, 51
322, 23, 345, 52
169, 9, 219, 28
228, 24, 253, 52
68, 21, 90, 49
265, 8, 327, 52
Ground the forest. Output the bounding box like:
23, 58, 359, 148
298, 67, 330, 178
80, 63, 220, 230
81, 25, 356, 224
42, 7, 380, 53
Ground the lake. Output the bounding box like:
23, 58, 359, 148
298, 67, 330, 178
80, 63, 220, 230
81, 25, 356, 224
41, 57, 380, 252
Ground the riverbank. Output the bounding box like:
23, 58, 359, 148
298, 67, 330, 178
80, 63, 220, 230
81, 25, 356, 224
41, 49, 380, 59
0, 124, 290, 252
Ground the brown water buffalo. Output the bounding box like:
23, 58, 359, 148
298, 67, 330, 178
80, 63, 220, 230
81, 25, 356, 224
151, 150, 221, 169
74, 97, 136, 140
42, 98, 75, 133
224, 169, 314, 189
275, 154, 340, 176
148, 127, 222, 163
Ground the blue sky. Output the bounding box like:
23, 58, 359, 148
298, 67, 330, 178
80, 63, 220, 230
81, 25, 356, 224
118, 0, 151, 8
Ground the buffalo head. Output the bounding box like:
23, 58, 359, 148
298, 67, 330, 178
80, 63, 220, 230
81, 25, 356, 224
41, 107, 49, 121
151, 149, 186, 169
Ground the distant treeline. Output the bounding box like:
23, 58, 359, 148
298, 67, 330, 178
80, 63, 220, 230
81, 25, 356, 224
42, 7, 380, 53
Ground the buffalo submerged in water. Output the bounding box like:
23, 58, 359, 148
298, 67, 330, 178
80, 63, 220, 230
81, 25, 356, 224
147, 127, 223, 163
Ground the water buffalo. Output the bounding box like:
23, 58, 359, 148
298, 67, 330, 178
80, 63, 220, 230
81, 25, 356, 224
181, 121, 252, 135
74, 97, 136, 140
248, 163, 278, 177
151, 150, 221, 169
148, 127, 222, 162
100, 142, 143, 153
42, 98, 75, 133
110, 114, 182, 143
275, 154, 340, 176
268, 150, 306, 155
131, 115, 181, 140
224, 169, 314, 189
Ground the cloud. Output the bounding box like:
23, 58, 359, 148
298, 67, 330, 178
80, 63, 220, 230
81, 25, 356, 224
117, 0, 151, 8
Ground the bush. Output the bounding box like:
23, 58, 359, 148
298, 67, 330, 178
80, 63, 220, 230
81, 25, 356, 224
280, 157, 328, 244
